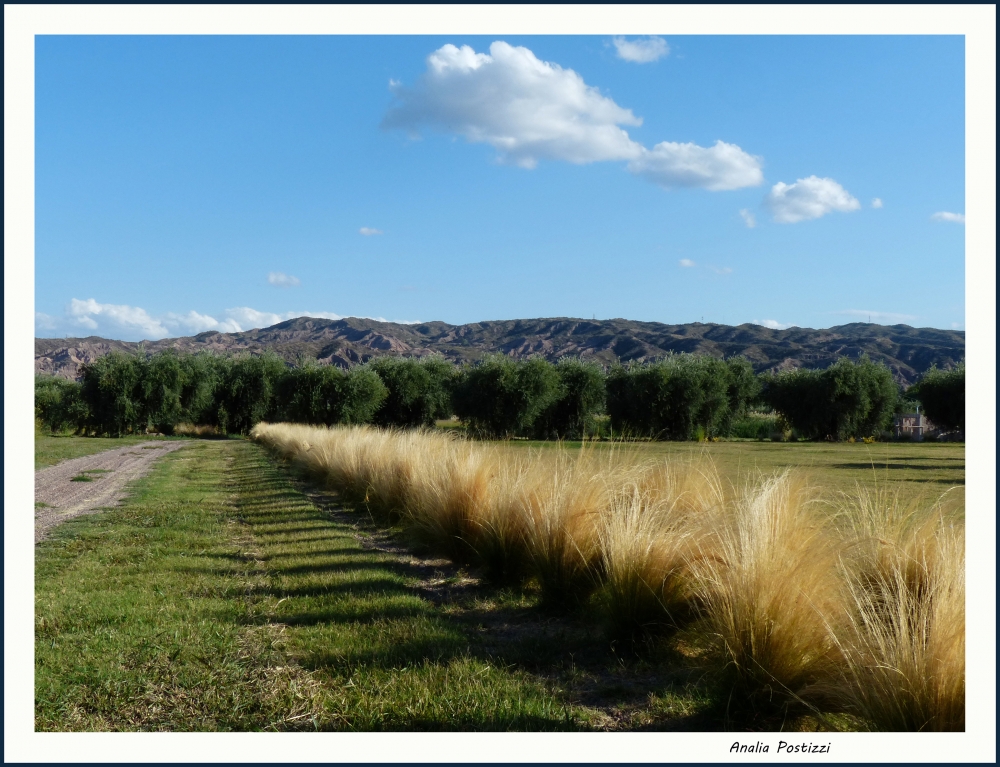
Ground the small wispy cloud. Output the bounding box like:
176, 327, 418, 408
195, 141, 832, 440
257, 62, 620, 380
752, 319, 792, 330
679, 259, 696, 268
871, 198, 883, 209
612, 36, 670, 63
710, 266, 733, 275
739, 209, 756, 228
267, 271, 300, 288
835, 309, 918, 325
765, 176, 860, 223
359, 227, 383, 236
931, 211, 965, 224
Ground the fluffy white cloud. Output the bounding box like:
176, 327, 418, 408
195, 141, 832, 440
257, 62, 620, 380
628, 141, 763, 191
739, 209, 756, 228
163, 310, 238, 335
835, 309, 918, 324
612, 36, 669, 63
385, 41, 763, 193
765, 176, 860, 223
67, 298, 169, 338
752, 319, 792, 330
359, 227, 383, 236
931, 211, 965, 224
871, 197, 883, 209
679, 259, 696, 268
384, 41, 644, 168
267, 271, 301, 287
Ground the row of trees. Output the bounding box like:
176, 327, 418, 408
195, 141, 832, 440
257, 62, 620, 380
34, 350, 964, 440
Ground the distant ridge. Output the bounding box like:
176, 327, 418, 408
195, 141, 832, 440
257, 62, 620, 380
35, 317, 965, 386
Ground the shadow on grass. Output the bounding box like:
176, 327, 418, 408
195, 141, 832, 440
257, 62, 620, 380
224, 452, 725, 731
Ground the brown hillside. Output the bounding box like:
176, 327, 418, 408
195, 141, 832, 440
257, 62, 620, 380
35, 317, 965, 385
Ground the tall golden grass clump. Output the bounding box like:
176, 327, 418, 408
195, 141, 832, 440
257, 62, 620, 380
832, 486, 965, 731
687, 472, 846, 709
250, 422, 965, 730
597, 461, 724, 636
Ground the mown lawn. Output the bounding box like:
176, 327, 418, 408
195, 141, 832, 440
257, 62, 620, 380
38, 440, 683, 731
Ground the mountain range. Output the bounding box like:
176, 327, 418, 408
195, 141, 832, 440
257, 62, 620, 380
35, 317, 965, 386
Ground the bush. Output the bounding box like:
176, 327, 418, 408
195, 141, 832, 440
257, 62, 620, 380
605, 354, 733, 440
35, 376, 89, 434
760, 356, 898, 440
908, 364, 964, 433
452, 355, 561, 438
369, 356, 454, 428
142, 349, 186, 435
79, 351, 149, 436
277, 362, 388, 427
214, 352, 288, 435
532, 358, 606, 440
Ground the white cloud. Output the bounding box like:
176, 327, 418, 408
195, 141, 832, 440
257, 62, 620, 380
835, 309, 918, 324
752, 319, 792, 330
710, 266, 733, 275
267, 271, 301, 287
384, 41, 644, 168
627, 141, 763, 191
359, 227, 383, 236
385, 41, 763, 193
35, 312, 58, 331
67, 298, 169, 338
163, 310, 237, 335
612, 36, 669, 63
679, 259, 696, 268
931, 211, 965, 224
871, 197, 883, 209
739, 209, 756, 228
765, 176, 861, 223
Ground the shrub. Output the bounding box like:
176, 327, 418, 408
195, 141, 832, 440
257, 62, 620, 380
452, 355, 561, 438
79, 351, 148, 436
907, 364, 964, 433
277, 362, 387, 427
369, 356, 455, 428
760, 356, 898, 440
142, 349, 186, 435
605, 354, 732, 440
34, 375, 89, 434
214, 352, 288, 435
532, 358, 606, 440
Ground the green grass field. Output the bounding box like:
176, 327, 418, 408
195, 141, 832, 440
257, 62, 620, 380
505, 439, 964, 505
34, 435, 963, 731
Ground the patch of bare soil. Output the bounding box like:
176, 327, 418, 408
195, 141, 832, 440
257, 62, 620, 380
34, 441, 188, 543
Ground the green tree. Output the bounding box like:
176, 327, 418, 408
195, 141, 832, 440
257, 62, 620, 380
532, 358, 606, 440
79, 351, 148, 436
369, 356, 455, 428
215, 352, 288, 434
34, 376, 89, 434
452, 355, 561, 438
142, 350, 185, 434
276, 362, 387, 426
760, 356, 898, 440
606, 354, 733, 440
908, 364, 965, 433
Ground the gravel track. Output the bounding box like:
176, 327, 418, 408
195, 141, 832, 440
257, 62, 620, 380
34, 441, 188, 543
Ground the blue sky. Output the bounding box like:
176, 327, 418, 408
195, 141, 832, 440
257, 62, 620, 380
34, 35, 966, 340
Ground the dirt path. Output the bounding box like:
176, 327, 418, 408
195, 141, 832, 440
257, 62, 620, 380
34, 441, 188, 543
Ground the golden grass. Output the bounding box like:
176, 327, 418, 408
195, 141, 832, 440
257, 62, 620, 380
250, 422, 965, 729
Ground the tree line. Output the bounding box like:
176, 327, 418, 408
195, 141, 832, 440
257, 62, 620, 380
34, 349, 965, 440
